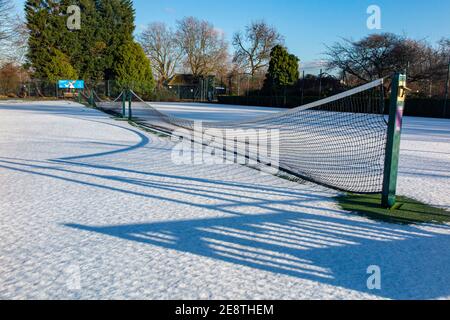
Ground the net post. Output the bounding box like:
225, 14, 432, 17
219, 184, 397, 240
122, 90, 126, 118
127, 90, 132, 120
382, 73, 407, 208
91, 91, 97, 108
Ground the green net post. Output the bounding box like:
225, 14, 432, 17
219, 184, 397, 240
127, 90, 132, 120
77, 91, 82, 104
122, 90, 126, 118
91, 91, 97, 108
382, 73, 408, 208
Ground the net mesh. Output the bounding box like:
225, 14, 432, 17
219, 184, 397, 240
78, 91, 91, 104
95, 91, 125, 115
98, 79, 388, 193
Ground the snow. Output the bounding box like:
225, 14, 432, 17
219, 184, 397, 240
145, 101, 284, 122
0, 100, 449, 300
398, 117, 450, 210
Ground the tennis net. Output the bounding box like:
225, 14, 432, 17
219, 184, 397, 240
102, 79, 388, 193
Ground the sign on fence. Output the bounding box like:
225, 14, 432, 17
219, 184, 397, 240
58, 80, 85, 89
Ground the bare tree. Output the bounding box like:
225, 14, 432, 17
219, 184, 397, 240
438, 38, 450, 56
436, 38, 450, 76
0, 1, 28, 67
7, 18, 29, 65
0, 0, 14, 63
0, 2, 28, 94
325, 33, 441, 84
232, 21, 283, 77
420, 38, 450, 96
138, 23, 182, 87
176, 17, 228, 77
0, 0, 13, 41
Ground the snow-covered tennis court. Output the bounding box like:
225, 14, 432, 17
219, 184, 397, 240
0, 100, 449, 300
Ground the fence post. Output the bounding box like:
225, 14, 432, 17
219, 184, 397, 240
89, 91, 94, 107
92, 90, 97, 108
382, 73, 408, 208
444, 57, 450, 118
318, 69, 323, 98
301, 70, 305, 106
122, 90, 126, 118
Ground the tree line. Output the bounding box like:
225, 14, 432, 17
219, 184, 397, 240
137, 20, 449, 98
23, 0, 154, 93
137, 18, 287, 90
326, 33, 450, 97
3, 1, 297, 96
0, 0, 449, 99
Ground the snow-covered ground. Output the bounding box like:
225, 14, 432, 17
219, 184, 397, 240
153, 101, 283, 121
0, 100, 449, 300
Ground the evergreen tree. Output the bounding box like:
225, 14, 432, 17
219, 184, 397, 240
42, 47, 78, 82
26, 0, 80, 79
58, 0, 81, 65
25, 0, 153, 88
75, 0, 105, 83
25, 0, 63, 79
114, 41, 155, 95
97, 0, 135, 81
263, 45, 299, 93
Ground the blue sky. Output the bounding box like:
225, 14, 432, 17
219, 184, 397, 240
13, 0, 450, 71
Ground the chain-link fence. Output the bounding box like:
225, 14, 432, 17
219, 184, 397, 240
1, 75, 449, 118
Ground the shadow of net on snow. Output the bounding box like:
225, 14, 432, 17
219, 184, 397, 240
66, 211, 450, 300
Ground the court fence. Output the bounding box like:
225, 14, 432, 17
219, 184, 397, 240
1, 78, 449, 119
217, 95, 450, 119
